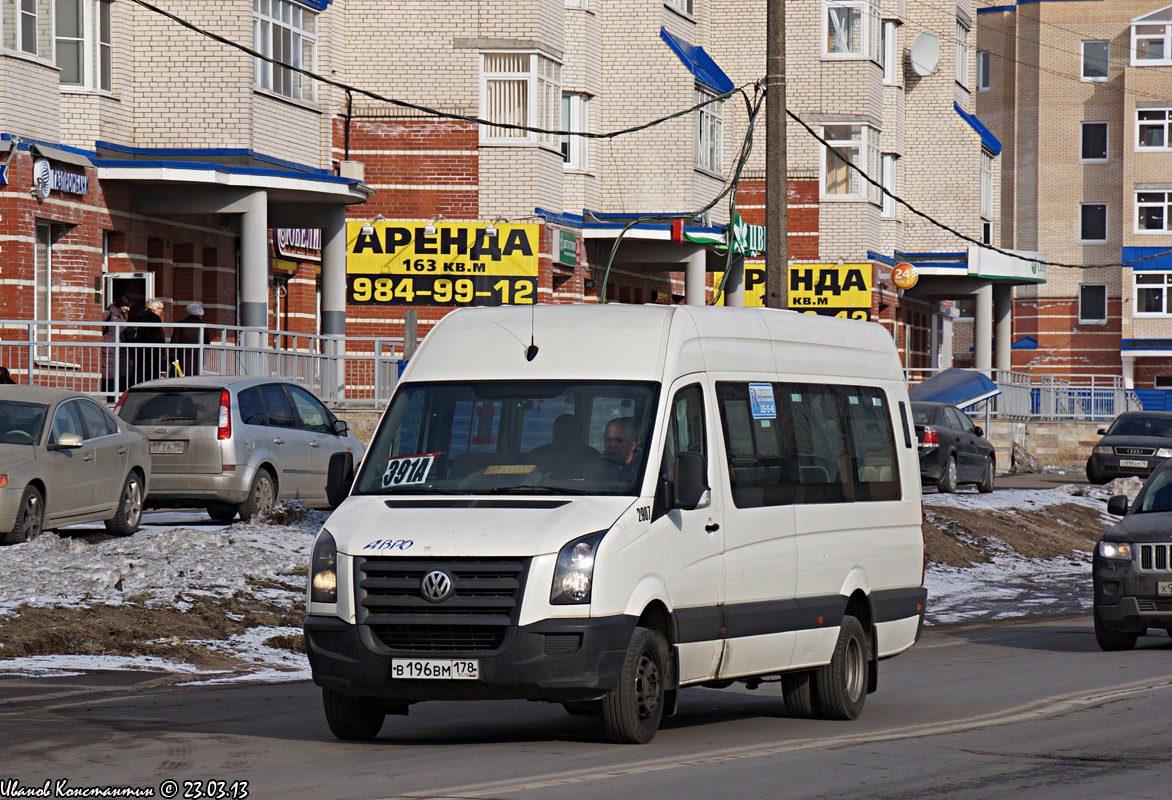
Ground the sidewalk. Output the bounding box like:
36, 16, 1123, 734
993, 470, 1089, 491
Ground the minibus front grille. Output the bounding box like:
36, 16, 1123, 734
355, 557, 529, 653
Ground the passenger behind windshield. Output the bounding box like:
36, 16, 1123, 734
353, 381, 658, 496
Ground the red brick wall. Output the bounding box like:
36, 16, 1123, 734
1011, 297, 1122, 376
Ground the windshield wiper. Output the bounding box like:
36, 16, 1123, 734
485, 485, 593, 495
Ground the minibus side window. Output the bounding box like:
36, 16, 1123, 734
661, 384, 707, 483
843, 387, 902, 501
788, 383, 853, 504
716, 382, 795, 508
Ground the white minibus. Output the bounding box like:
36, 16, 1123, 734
305, 304, 926, 743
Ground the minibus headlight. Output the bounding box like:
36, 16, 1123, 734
551, 531, 606, 605
1098, 541, 1132, 561
310, 529, 338, 603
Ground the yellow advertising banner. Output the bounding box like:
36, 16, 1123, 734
714, 262, 766, 307
346, 221, 539, 306
788, 262, 872, 320
715, 262, 872, 320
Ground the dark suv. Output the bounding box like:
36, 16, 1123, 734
1094, 458, 1172, 650
1085, 411, 1172, 484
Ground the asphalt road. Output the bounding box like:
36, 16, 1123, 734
2, 616, 1171, 800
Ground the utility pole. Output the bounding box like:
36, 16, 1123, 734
765, 0, 788, 309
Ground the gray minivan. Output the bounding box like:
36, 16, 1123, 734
116, 377, 365, 521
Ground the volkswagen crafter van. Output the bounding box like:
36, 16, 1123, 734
305, 304, 926, 744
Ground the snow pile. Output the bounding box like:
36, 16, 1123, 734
0, 507, 326, 618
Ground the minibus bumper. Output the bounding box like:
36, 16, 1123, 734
304, 614, 639, 702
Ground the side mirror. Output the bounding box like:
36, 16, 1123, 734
973, 425, 984, 437
332, 419, 349, 436
326, 451, 355, 508
671, 451, 710, 510
1098, 428, 1107, 435
51, 432, 84, 450
1107, 495, 1129, 516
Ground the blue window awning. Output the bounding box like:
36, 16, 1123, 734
660, 28, 734, 95
954, 102, 1002, 156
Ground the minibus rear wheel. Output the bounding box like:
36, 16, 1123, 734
780, 671, 820, 718
322, 689, 385, 740
815, 615, 868, 720
601, 627, 666, 744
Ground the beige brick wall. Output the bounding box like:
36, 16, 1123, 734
0, 55, 59, 141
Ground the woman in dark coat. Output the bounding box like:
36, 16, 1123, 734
169, 303, 204, 377
133, 298, 167, 384
100, 296, 132, 394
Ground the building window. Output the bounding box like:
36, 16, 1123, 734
976, 50, 990, 91
880, 20, 898, 83
481, 52, 561, 147
821, 124, 879, 201
55, 0, 112, 90
4, 0, 44, 55
664, 0, 693, 16
1079, 285, 1107, 323
1137, 108, 1171, 150
695, 89, 723, 174
880, 153, 897, 217
1081, 122, 1108, 162
1081, 40, 1109, 81
1137, 191, 1172, 234
955, 19, 970, 86
980, 150, 993, 220
253, 0, 317, 103
982, 221, 992, 245
824, 0, 878, 59
1132, 19, 1171, 65
1080, 203, 1107, 243
1136, 272, 1172, 315
565, 0, 589, 8
561, 92, 589, 170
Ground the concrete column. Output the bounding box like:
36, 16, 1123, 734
723, 255, 745, 307
321, 206, 347, 336
321, 205, 348, 401
685, 248, 706, 306
238, 190, 269, 348
1122, 355, 1136, 390
973, 283, 993, 373
993, 284, 1013, 374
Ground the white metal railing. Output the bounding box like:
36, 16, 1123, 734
903, 368, 1140, 421
0, 320, 404, 408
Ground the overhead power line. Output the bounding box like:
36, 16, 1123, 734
128, 0, 1172, 272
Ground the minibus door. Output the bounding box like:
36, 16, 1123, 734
655, 380, 725, 684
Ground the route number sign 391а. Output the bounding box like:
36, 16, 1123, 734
346, 221, 539, 307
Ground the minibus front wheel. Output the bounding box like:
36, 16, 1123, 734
601, 626, 666, 744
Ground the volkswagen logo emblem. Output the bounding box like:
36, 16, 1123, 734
420, 569, 454, 602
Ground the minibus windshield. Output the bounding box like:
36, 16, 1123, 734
353, 380, 660, 496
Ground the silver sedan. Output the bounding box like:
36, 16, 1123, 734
0, 387, 151, 545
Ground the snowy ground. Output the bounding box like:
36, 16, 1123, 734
0, 485, 1123, 682
922, 483, 1118, 625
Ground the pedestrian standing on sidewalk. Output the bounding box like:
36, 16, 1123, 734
170, 302, 204, 377
101, 295, 132, 395
134, 298, 167, 384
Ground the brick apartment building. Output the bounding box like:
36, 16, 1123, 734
1, 0, 367, 383
3, 0, 1044, 378
977, 0, 1172, 388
